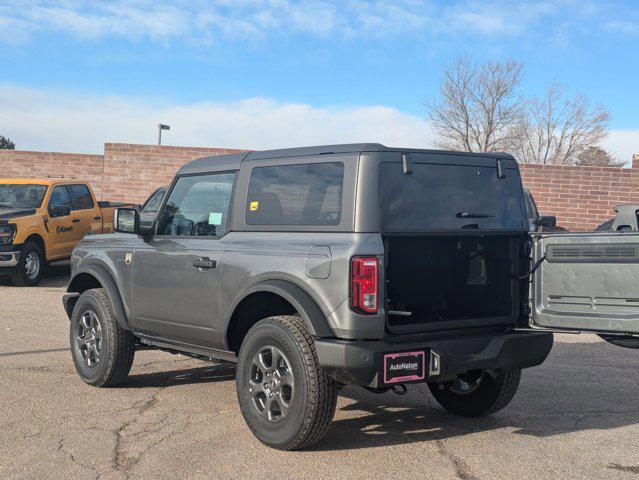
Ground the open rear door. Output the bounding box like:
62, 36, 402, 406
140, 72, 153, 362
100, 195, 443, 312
531, 232, 639, 336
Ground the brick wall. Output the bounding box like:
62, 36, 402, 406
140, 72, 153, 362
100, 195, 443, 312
101, 143, 245, 204
0, 143, 244, 205
0, 149, 105, 197
1, 143, 637, 230
520, 161, 639, 231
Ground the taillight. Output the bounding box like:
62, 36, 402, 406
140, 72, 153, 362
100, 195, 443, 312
351, 256, 378, 314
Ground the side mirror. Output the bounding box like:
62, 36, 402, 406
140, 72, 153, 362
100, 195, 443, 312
49, 205, 71, 218
132, 204, 142, 212
138, 221, 154, 237
538, 215, 557, 228
114, 208, 139, 234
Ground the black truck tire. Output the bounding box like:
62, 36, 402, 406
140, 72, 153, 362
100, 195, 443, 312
70, 288, 135, 387
10, 242, 45, 287
428, 369, 521, 417
236, 315, 338, 450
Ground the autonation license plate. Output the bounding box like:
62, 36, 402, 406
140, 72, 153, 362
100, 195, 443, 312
383, 351, 426, 384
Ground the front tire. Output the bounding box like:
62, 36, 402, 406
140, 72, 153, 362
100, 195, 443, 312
428, 369, 521, 417
236, 315, 338, 450
10, 242, 44, 286
70, 288, 135, 387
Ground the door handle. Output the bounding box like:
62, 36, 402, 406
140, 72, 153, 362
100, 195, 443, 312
94, 216, 102, 221
72, 218, 81, 223
193, 258, 217, 269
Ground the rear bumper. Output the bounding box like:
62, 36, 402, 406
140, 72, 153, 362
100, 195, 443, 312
315, 331, 553, 388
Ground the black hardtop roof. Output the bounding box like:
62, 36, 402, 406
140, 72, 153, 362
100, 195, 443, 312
178, 143, 516, 175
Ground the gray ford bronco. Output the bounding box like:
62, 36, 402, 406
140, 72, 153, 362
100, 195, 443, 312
63, 144, 639, 450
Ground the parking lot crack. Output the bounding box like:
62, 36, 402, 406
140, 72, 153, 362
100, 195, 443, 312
435, 438, 481, 480
109, 387, 186, 479
57, 436, 101, 480
608, 463, 639, 475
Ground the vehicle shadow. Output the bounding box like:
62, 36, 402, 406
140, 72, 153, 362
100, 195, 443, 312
40, 262, 70, 288
312, 339, 639, 451
124, 362, 236, 388
0, 261, 69, 288
118, 339, 639, 451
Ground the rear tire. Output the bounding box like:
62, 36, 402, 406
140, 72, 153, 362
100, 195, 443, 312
428, 369, 521, 417
10, 242, 44, 286
236, 315, 338, 450
70, 288, 135, 387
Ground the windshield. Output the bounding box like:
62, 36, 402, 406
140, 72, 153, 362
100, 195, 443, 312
0, 184, 48, 209
379, 162, 527, 231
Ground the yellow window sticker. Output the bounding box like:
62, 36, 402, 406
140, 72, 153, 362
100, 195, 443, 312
249, 201, 259, 211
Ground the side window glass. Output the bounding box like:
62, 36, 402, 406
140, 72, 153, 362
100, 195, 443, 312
69, 184, 94, 210
156, 173, 235, 237
245, 162, 344, 226
49, 186, 72, 210
141, 188, 166, 214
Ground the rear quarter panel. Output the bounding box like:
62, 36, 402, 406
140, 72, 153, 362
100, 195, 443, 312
220, 231, 386, 342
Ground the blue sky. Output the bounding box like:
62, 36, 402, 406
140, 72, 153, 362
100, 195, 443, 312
0, 0, 638, 160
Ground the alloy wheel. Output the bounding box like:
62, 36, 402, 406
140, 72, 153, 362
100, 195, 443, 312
249, 345, 295, 422
76, 310, 103, 367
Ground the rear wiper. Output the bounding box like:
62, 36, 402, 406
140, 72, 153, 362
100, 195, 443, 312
456, 212, 494, 218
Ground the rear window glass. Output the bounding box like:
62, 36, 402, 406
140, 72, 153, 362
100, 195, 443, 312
69, 184, 94, 210
246, 162, 344, 226
379, 162, 527, 231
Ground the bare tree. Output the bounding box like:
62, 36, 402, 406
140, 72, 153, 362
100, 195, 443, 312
426, 57, 524, 153
576, 146, 623, 167
508, 83, 610, 165
0, 135, 15, 150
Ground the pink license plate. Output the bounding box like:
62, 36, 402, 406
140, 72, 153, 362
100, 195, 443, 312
383, 351, 426, 384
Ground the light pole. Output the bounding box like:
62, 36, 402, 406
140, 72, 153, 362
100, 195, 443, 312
158, 123, 170, 145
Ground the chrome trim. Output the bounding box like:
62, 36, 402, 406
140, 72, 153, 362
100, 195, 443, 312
429, 350, 441, 377
0, 251, 20, 268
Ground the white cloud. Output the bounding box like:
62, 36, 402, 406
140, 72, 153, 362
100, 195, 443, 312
2, 84, 635, 163
0, 84, 434, 153
603, 130, 639, 166
0, 0, 566, 46
604, 20, 639, 35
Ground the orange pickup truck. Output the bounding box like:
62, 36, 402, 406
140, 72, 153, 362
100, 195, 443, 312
0, 179, 129, 286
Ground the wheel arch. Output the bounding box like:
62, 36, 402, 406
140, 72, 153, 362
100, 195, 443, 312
225, 279, 334, 353
65, 265, 131, 331
23, 233, 46, 257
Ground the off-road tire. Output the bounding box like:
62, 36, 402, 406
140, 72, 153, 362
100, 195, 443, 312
236, 315, 338, 450
10, 242, 45, 287
70, 288, 135, 387
428, 369, 521, 417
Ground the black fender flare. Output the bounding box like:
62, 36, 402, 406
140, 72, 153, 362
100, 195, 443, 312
232, 279, 335, 340
66, 264, 131, 331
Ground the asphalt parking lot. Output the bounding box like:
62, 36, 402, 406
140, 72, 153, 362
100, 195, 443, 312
2, 265, 639, 479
